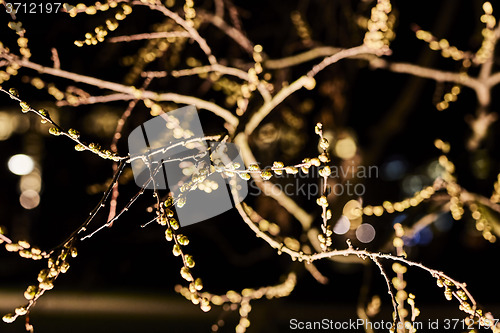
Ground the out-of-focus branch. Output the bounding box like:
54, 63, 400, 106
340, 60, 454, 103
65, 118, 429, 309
198, 11, 254, 54
264, 46, 341, 69
2, 55, 239, 128
171, 64, 272, 102
108, 31, 191, 43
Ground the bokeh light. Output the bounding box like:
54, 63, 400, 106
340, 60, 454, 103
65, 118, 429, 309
333, 215, 351, 235
19, 189, 40, 209
334, 136, 357, 160
356, 223, 376, 243
7, 154, 35, 175
0, 112, 16, 140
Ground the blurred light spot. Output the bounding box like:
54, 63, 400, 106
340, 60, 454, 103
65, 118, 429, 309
19, 190, 40, 209
343, 200, 362, 220
381, 156, 407, 181
0, 112, 16, 140
256, 123, 279, 145
435, 212, 453, 232
8, 154, 34, 175
356, 223, 376, 243
392, 214, 407, 225
418, 227, 433, 245
20, 172, 42, 192
402, 175, 424, 196
427, 160, 445, 179
83, 109, 119, 136
334, 137, 357, 160
333, 215, 351, 235
404, 226, 433, 246
471, 150, 490, 180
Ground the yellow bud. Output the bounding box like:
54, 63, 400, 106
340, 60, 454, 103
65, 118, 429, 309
180, 267, 193, 281
194, 277, 203, 290
177, 234, 189, 246
261, 169, 272, 180
15, 306, 27, 316
173, 244, 181, 256
165, 228, 173, 241
185, 254, 195, 268
2, 313, 16, 323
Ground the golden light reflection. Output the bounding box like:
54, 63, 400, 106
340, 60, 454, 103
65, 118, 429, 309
334, 136, 357, 160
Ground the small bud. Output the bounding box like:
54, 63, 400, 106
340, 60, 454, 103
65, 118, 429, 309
239, 172, 251, 180
200, 298, 211, 312
70, 247, 78, 258
165, 228, 173, 241
24, 285, 37, 300
164, 197, 173, 207
180, 267, 193, 281
176, 197, 186, 208
74, 144, 86, 151
173, 244, 182, 256
177, 235, 189, 246
248, 164, 259, 171
444, 287, 453, 301
165, 209, 174, 217
15, 306, 27, 316
319, 138, 329, 151
38, 108, 48, 117
5, 243, 21, 252
158, 216, 167, 226
319, 153, 329, 163
49, 127, 61, 136
170, 218, 179, 230
194, 277, 203, 290
68, 128, 80, 139
316, 196, 328, 208
310, 158, 321, 167
319, 166, 331, 177
273, 161, 284, 175
19, 101, 30, 113
2, 313, 16, 323
39, 281, 54, 290
9, 88, 19, 97
185, 254, 195, 268
315, 123, 322, 135
18, 240, 30, 249
260, 169, 272, 181
60, 262, 70, 273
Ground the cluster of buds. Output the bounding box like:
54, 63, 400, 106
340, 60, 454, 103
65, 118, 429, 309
160, 198, 209, 312
476, 2, 496, 64
7, 20, 31, 59
361, 185, 435, 217
73, 140, 121, 161
4, 238, 46, 261
415, 29, 467, 61
434, 275, 485, 325
363, 0, 395, 51
72, 3, 133, 46
3, 242, 77, 324
183, 0, 196, 25
469, 203, 496, 243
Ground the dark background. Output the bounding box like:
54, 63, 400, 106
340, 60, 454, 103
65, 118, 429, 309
0, 0, 499, 332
